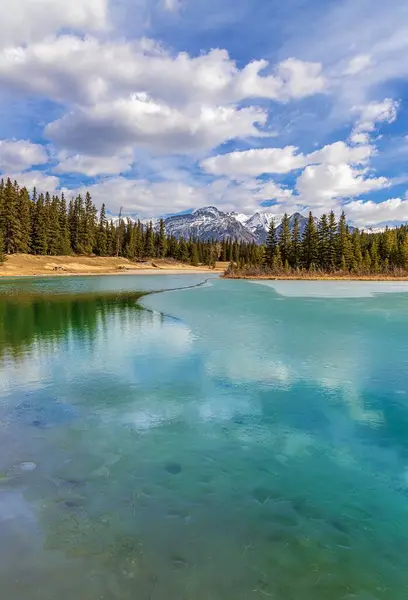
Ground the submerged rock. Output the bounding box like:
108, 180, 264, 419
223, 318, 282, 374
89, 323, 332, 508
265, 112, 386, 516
165, 463, 182, 475
19, 462, 36, 472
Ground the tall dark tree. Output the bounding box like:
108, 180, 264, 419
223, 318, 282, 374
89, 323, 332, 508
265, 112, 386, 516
302, 212, 318, 270
264, 218, 277, 268
158, 219, 167, 258
279, 213, 292, 267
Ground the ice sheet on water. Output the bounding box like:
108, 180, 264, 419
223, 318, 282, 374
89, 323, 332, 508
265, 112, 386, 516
253, 280, 408, 298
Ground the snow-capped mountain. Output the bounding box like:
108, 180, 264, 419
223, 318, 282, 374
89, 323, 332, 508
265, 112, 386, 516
127, 207, 314, 244
163, 207, 258, 243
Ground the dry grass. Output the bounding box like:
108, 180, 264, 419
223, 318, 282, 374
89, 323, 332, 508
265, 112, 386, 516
0, 254, 225, 277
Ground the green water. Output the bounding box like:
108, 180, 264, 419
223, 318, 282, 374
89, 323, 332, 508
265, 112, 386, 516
1, 275, 408, 599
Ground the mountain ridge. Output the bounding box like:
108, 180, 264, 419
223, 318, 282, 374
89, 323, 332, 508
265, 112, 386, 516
159, 206, 311, 244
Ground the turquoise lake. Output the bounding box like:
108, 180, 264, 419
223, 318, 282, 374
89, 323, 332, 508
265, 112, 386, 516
1, 275, 408, 599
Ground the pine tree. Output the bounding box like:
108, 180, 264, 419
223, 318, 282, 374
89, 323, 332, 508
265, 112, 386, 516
144, 222, 155, 258
178, 238, 189, 262
317, 213, 330, 271
264, 218, 277, 268
47, 196, 62, 255
302, 211, 318, 270
96, 203, 108, 256
327, 211, 337, 271
59, 194, 71, 254
158, 219, 167, 258
291, 215, 301, 269
32, 193, 48, 255
279, 213, 292, 266
0, 227, 5, 264
190, 243, 199, 266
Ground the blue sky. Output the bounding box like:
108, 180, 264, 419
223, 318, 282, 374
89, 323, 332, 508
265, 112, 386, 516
0, 0, 408, 226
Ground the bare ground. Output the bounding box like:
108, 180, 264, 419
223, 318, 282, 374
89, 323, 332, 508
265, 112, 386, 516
0, 254, 226, 277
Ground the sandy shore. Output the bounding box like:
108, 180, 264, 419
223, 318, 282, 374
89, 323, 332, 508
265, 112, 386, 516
0, 255, 224, 278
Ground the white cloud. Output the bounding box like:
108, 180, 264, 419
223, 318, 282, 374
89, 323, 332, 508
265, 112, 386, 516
0, 139, 48, 172
163, 0, 181, 11
344, 54, 373, 76
1, 170, 60, 192
0, 0, 108, 49
296, 163, 389, 206
46, 93, 268, 155
345, 197, 408, 227
55, 152, 134, 176
63, 172, 293, 217
202, 140, 374, 178
0, 36, 326, 107
353, 98, 399, 134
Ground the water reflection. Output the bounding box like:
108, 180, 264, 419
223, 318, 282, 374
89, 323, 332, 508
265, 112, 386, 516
2, 278, 408, 599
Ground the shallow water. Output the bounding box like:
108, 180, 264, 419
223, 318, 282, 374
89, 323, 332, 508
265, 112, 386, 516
1, 275, 408, 599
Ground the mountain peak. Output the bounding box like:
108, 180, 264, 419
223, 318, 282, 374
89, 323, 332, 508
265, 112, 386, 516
193, 206, 224, 218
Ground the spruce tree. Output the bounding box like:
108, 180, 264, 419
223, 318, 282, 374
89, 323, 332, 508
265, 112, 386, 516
144, 222, 155, 258
327, 211, 337, 271
158, 219, 167, 258
264, 218, 277, 268
279, 213, 292, 266
317, 214, 330, 271
302, 211, 318, 270
291, 215, 301, 269
32, 193, 48, 255
59, 194, 72, 254
47, 196, 62, 255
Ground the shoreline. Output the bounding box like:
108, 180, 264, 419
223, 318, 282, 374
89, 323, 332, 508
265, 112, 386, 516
223, 274, 408, 282
0, 254, 224, 278
0, 268, 220, 279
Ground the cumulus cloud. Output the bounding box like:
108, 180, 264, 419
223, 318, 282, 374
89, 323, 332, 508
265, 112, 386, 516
55, 152, 133, 176
0, 140, 49, 172
296, 163, 389, 206
46, 94, 268, 155
352, 98, 399, 135
1, 170, 60, 192
0, 36, 326, 107
63, 172, 293, 217
0, 0, 108, 49
345, 197, 408, 227
202, 140, 374, 178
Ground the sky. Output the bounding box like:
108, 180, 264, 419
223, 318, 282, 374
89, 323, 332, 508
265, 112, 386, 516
1, 0, 408, 226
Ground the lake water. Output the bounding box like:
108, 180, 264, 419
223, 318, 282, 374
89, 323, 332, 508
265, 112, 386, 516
1, 275, 408, 599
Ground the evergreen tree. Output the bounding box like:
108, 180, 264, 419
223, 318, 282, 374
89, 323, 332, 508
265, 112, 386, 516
291, 215, 301, 269
317, 213, 330, 271
327, 211, 337, 271
96, 203, 108, 256
32, 193, 48, 255
302, 212, 318, 270
264, 218, 277, 268
158, 219, 167, 258
279, 213, 292, 266
144, 222, 155, 258
47, 196, 62, 255
59, 194, 71, 254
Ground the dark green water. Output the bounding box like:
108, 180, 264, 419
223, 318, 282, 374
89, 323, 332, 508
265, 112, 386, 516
1, 275, 408, 599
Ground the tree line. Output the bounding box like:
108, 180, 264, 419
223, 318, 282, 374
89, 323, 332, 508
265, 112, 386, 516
1, 178, 408, 274
229, 211, 408, 276
0, 178, 249, 267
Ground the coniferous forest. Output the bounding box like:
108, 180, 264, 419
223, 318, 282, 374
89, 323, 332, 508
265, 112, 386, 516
1, 177, 408, 275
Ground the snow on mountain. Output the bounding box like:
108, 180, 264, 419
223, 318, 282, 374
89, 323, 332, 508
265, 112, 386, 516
163, 206, 257, 243
244, 212, 275, 243
229, 211, 249, 224
115, 206, 317, 244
